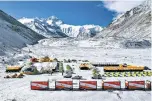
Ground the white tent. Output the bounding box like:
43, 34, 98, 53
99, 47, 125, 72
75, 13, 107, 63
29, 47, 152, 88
33, 62, 57, 73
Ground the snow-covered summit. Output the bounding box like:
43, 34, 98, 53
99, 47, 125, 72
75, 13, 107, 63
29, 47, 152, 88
46, 16, 63, 25
19, 16, 67, 38
19, 16, 103, 38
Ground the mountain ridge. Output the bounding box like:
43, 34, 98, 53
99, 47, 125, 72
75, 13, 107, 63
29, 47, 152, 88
18, 17, 103, 38
0, 10, 45, 56
93, 0, 151, 48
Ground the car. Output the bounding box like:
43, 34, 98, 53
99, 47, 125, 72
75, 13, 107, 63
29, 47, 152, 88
64, 75, 72, 78
72, 75, 82, 79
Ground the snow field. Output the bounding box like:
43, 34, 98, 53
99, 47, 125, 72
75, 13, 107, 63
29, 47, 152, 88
0, 44, 151, 101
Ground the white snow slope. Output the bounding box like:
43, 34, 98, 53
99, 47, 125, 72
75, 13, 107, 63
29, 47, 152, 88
0, 10, 45, 56
94, 0, 151, 48
18, 16, 103, 38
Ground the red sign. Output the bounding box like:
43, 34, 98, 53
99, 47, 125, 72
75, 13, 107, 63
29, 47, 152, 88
55, 81, 73, 90
126, 81, 145, 90
79, 81, 97, 90
31, 81, 49, 90
102, 81, 121, 90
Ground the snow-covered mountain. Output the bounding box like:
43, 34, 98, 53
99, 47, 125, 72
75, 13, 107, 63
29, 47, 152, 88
0, 10, 45, 56
60, 24, 103, 39
18, 16, 68, 38
19, 17, 103, 38
94, 0, 151, 48
2, 0, 150, 51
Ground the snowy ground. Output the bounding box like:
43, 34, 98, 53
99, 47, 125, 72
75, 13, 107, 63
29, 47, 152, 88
0, 42, 151, 101
22, 42, 151, 67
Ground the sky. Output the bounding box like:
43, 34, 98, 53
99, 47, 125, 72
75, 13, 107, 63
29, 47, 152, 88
0, 1, 144, 27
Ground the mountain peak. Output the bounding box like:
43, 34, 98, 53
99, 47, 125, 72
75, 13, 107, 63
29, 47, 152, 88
45, 16, 63, 25
47, 16, 59, 20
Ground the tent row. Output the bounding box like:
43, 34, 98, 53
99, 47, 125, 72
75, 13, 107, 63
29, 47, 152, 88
31, 80, 151, 91
103, 71, 152, 77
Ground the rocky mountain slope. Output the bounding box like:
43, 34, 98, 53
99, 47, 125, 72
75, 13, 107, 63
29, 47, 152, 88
19, 16, 103, 39
0, 10, 45, 56
94, 0, 151, 48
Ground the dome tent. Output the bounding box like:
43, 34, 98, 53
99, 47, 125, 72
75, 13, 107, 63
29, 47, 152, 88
33, 62, 58, 73
21, 65, 39, 75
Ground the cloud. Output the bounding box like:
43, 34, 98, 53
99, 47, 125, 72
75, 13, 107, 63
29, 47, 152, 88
103, 0, 145, 13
